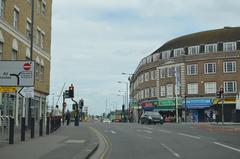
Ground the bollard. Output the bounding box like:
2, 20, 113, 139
31, 118, 35, 138
21, 117, 25, 141
9, 117, 14, 144
39, 118, 43, 136
46, 117, 50, 135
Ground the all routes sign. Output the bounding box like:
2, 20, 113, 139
0, 61, 35, 87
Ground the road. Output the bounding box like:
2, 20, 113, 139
89, 122, 240, 159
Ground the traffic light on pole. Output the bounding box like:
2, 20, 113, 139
69, 85, 74, 98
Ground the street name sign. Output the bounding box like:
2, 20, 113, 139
0, 61, 35, 87
0, 86, 16, 92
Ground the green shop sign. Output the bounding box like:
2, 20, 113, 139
158, 99, 182, 107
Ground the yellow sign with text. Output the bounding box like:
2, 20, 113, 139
0, 87, 17, 93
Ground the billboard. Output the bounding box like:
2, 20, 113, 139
0, 61, 35, 87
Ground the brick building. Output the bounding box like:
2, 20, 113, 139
130, 27, 240, 122
0, 0, 52, 125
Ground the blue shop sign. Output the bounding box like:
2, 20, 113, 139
184, 98, 212, 109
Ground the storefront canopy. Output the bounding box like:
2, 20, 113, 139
184, 98, 212, 109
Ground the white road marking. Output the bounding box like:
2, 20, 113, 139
213, 142, 240, 152
65, 139, 85, 144
137, 129, 152, 134
143, 126, 153, 130
177, 133, 200, 139
161, 143, 180, 158
158, 129, 172, 134
110, 130, 116, 134
137, 135, 152, 140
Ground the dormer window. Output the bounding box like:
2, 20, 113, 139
205, 44, 217, 53
162, 50, 171, 59
188, 46, 199, 55
223, 42, 236, 52
174, 48, 184, 57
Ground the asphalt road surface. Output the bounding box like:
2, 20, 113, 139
89, 122, 240, 159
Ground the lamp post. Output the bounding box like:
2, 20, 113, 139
117, 81, 128, 110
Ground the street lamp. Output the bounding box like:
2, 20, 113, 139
117, 81, 128, 110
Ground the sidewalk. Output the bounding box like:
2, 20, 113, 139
0, 123, 99, 159
190, 122, 240, 133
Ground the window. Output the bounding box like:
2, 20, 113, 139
147, 56, 152, 63
174, 48, 184, 57
224, 81, 237, 93
205, 82, 216, 94
224, 61, 236, 73
167, 67, 174, 77
151, 70, 156, 80
188, 46, 199, 55
150, 87, 156, 97
13, 8, 19, 29
145, 72, 149, 82
40, 66, 44, 81
42, 1, 46, 15
204, 63, 216, 74
0, 0, 5, 18
160, 86, 166, 97
188, 83, 198, 94
162, 50, 171, 59
145, 89, 149, 98
223, 42, 236, 52
205, 44, 217, 53
153, 53, 160, 61
141, 90, 144, 99
26, 19, 31, 39
36, 29, 41, 46
187, 64, 198, 75
12, 49, 17, 60
40, 32, 45, 48
0, 42, 3, 60
35, 63, 40, 80
160, 68, 166, 78
166, 84, 173, 97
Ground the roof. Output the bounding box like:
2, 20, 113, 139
153, 27, 240, 53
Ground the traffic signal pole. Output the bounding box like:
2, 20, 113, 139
71, 98, 79, 126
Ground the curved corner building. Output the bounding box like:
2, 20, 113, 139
129, 27, 240, 123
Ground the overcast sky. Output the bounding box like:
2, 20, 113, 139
50, 0, 240, 115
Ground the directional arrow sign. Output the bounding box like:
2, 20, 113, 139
0, 61, 35, 87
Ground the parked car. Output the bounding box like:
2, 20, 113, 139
140, 111, 164, 125
102, 118, 111, 123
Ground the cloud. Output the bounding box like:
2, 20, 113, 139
50, 0, 240, 115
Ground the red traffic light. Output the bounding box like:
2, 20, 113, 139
219, 87, 224, 93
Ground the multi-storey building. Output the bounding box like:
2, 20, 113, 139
130, 27, 240, 122
0, 0, 52, 125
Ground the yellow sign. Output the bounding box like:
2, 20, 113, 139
0, 87, 17, 93
213, 97, 236, 105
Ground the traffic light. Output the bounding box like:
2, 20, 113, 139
216, 87, 224, 98
122, 104, 125, 112
69, 85, 74, 98
79, 99, 84, 108
65, 90, 70, 98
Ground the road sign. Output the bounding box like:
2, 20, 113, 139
19, 87, 34, 98
0, 61, 35, 86
0, 86, 16, 92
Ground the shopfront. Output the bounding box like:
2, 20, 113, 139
212, 97, 236, 122
184, 98, 212, 122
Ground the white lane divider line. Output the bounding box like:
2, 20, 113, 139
213, 142, 240, 152
110, 130, 116, 134
177, 133, 200, 139
137, 135, 152, 140
161, 143, 180, 158
137, 130, 152, 134
158, 129, 172, 134
143, 126, 153, 130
